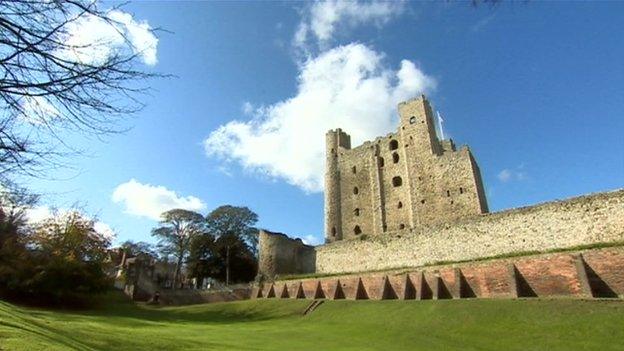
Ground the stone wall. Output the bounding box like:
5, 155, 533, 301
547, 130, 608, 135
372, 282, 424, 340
316, 189, 624, 274
159, 286, 251, 306
255, 247, 624, 301
258, 229, 315, 279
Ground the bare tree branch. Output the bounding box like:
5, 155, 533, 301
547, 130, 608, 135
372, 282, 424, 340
0, 0, 167, 179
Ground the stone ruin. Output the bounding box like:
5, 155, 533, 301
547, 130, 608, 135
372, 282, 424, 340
255, 95, 624, 301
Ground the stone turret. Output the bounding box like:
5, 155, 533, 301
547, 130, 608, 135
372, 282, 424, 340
324, 128, 350, 243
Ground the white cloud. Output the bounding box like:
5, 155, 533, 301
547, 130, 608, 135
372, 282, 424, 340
242, 101, 254, 115
25, 206, 116, 241
19, 96, 61, 125
497, 167, 527, 183
204, 43, 435, 193
112, 179, 206, 220
295, 0, 405, 49
497, 169, 512, 182
93, 221, 116, 241
58, 9, 158, 66
25, 205, 53, 223
300, 234, 322, 246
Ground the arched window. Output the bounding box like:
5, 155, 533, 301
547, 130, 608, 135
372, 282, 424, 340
353, 187, 359, 195
392, 152, 399, 163
389, 140, 399, 150
354, 208, 360, 216
378, 157, 385, 167
399, 224, 405, 230
397, 201, 403, 209
409, 116, 417, 124
352, 166, 357, 174
392, 176, 402, 187
354, 225, 362, 235
331, 227, 336, 237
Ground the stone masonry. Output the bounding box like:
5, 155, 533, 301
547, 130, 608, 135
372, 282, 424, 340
325, 95, 488, 243
254, 247, 624, 301
255, 95, 624, 297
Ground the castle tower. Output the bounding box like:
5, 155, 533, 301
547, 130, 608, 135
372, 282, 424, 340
397, 95, 442, 156
323, 95, 488, 242
397, 95, 442, 228
324, 129, 350, 243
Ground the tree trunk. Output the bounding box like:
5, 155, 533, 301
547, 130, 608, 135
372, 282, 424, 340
173, 256, 183, 290
226, 245, 230, 286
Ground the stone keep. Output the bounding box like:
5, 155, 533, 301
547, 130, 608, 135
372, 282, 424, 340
324, 95, 488, 243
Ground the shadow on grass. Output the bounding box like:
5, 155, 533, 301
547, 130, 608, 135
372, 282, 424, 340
0, 311, 99, 350
5, 291, 309, 326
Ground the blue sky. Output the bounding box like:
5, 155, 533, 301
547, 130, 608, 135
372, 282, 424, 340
25, 1, 624, 246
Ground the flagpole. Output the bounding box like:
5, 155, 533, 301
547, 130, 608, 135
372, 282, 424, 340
437, 111, 445, 140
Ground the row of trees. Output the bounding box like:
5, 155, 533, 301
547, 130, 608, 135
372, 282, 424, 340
0, 182, 261, 305
149, 206, 258, 288
0, 183, 112, 306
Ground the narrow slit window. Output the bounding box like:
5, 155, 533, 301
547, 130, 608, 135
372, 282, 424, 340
354, 208, 360, 216
353, 187, 359, 195
354, 225, 362, 235
352, 166, 357, 174
392, 152, 399, 163
397, 201, 403, 209
460, 187, 464, 194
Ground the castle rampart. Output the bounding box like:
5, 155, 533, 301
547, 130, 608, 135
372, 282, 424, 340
315, 189, 624, 274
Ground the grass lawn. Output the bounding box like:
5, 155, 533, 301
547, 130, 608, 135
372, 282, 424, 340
1, 294, 623, 351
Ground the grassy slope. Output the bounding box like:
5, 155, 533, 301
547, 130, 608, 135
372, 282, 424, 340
0, 294, 623, 351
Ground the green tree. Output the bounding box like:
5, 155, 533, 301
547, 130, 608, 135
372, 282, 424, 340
2, 209, 114, 306
151, 209, 205, 289
205, 206, 258, 285
120, 240, 157, 258
30, 210, 112, 262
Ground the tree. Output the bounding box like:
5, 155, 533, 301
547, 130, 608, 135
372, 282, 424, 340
205, 206, 258, 285
120, 240, 157, 258
30, 210, 112, 262
151, 209, 205, 289
0, 180, 38, 235
189, 234, 257, 286
0, 1, 162, 178
0, 209, 113, 306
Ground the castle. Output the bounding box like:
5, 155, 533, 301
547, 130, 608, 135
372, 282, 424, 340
325, 95, 487, 242
254, 95, 624, 301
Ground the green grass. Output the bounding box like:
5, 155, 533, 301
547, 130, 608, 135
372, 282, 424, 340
1, 293, 623, 351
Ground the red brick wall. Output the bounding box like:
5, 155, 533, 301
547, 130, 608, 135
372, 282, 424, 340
583, 249, 624, 296
257, 248, 624, 302
460, 263, 511, 298
515, 255, 581, 297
